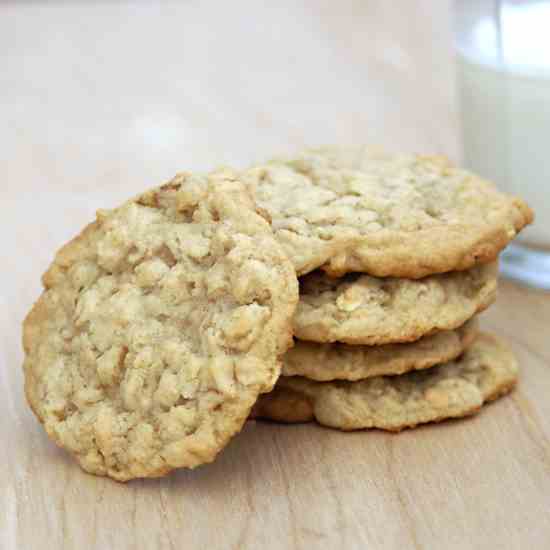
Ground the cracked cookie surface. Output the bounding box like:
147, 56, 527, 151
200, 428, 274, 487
243, 146, 533, 277
252, 333, 518, 431
23, 171, 299, 481
283, 318, 478, 381
294, 263, 497, 345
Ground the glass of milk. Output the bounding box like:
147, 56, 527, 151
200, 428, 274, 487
455, 0, 550, 289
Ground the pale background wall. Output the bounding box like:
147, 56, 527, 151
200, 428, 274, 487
1, 0, 458, 200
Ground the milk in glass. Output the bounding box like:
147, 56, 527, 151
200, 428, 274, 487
455, 0, 550, 288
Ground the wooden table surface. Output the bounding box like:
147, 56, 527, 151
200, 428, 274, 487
1, 2, 549, 549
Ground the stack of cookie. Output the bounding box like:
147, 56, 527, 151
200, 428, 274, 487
247, 148, 531, 431
22, 146, 532, 481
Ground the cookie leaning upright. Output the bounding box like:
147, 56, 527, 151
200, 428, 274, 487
243, 146, 533, 277
22, 171, 299, 481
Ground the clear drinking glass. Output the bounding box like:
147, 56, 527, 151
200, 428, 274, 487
454, 0, 550, 289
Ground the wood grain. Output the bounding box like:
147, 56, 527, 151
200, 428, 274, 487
1, 1, 549, 549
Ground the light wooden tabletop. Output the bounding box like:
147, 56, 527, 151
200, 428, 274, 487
1, 2, 549, 549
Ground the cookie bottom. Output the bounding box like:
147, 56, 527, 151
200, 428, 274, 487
252, 333, 517, 432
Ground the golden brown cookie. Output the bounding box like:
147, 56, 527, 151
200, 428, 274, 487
252, 333, 518, 431
23, 171, 299, 481
294, 263, 497, 345
283, 318, 478, 381
243, 146, 532, 277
